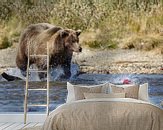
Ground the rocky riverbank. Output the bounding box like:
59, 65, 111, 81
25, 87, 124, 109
79, 62, 162, 74
73, 48, 163, 74
0, 47, 163, 75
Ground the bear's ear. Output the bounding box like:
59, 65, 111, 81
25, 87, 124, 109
47, 27, 62, 36
76, 30, 81, 36
60, 30, 69, 38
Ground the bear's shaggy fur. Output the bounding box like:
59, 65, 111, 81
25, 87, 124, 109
16, 23, 82, 79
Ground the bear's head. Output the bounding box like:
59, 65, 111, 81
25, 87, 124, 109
46, 27, 82, 53
60, 29, 82, 53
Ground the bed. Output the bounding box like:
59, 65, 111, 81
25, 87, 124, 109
42, 82, 163, 130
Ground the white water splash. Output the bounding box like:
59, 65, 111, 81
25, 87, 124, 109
5, 68, 26, 80
2, 63, 80, 81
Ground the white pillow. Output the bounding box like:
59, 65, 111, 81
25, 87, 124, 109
110, 83, 137, 88
110, 83, 139, 99
66, 82, 109, 103
109, 83, 149, 101
84, 93, 125, 99
138, 83, 149, 102
101, 83, 112, 93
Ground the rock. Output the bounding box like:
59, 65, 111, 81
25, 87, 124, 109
80, 59, 86, 63
1, 72, 22, 81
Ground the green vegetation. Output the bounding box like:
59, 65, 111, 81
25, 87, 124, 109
0, 0, 163, 52
0, 36, 12, 49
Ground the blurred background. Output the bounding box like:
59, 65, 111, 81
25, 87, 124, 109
0, 0, 163, 53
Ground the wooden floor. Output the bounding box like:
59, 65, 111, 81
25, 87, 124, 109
0, 122, 43, 130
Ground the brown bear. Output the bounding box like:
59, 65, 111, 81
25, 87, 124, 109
16, 23, 82, 79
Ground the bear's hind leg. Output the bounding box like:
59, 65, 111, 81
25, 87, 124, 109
16, 53, 28, 77
17, 63, 27, 77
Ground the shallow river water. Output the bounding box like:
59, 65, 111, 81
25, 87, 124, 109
0, 74, 162, 113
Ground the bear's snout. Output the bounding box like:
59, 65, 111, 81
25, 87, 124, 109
79, 47, 82, 52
